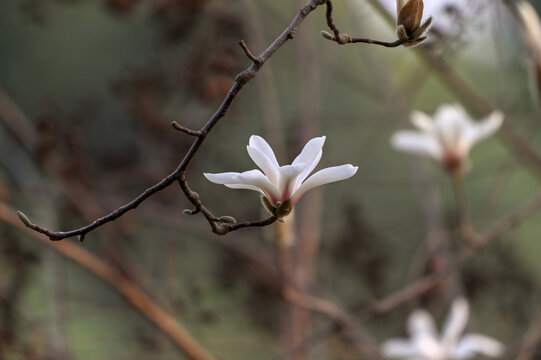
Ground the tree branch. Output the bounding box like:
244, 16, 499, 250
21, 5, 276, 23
17, 0, 327, 241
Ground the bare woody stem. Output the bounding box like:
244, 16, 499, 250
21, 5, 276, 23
17, 0, 327, 241
321, 0, 403, 47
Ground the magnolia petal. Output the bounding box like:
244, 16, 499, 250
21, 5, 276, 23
291, 164, 358, 204
292, 136, 326, 168
433, 105, 470, 152
235, 169, 280, 200
396, 0, 409, 14
297, 150, 322, 186
411, 111, 434, 132
381, 339, 420, 358
391, 131, 443, 160
408, 309, 438, 338
397, 0, 423, 32
441, 298, 469, 348
249, 135, 280, 168
435, 103, 468, 120
454, 334, 504, 359
465, 111, 504, 149
413, 333, 446, 360
410, 16, 432, 39
204, 172, 241, 184
247, 145, 279, 185
277, 164, 306, 200
224, 183, 266, 193
205, 172, 267, 195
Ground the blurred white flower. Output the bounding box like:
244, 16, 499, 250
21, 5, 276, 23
391, 104, 503, 173
204, 135, 358, 218
382, 298, 504, 360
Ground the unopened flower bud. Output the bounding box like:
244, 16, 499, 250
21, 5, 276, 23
396, 0, 432, 47
17, 211, 32, 227
216, 215, 237, 224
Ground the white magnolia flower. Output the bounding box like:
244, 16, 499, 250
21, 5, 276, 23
204, 135, 358, 218
382, 298, 504, 360
391, 104, 503, 173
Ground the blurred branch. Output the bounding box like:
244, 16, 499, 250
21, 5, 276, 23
0, 86, 38, 150
371, 189, 541, 313
289, 11, 324, 357
517, 309, 541, 360
241, 0, 286, 157
18, 0, 332, 241
452, 174, 474, 242
0, 202, 217, 360
142, 202, 381, 359
280, 189, 541, 358
283, 287, 383, 360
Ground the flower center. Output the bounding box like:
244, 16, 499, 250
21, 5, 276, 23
442, 152, 463, 173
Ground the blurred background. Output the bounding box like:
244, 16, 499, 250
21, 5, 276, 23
1, 0, 541, 359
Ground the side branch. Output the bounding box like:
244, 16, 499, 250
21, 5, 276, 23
238, 40, 262, 65
321, 0, 403, 47
171, 121, 202, 137
17, 0, 326, 241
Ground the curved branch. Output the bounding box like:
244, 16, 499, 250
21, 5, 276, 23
321, 0, 403, 47
18, 0, 327, 241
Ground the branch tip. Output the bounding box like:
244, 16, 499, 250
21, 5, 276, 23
171, 121, 202, 137
320, 30, 334, 40
183, 208, 200, 216
216, 215, 237, 224
17, 211, 33, 227
238, 40, 261, 65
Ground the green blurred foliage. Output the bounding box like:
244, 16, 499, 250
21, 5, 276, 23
1, 0, 541, 359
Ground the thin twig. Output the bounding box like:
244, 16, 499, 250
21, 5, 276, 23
468, 190, 541, 247
18, 0, 327, 241
238, 40, 261, 65
171, 121, 202, 137
321, 0, 402, 47
1, 203, 216, 360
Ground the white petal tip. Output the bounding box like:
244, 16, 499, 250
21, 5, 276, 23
489, 110, 504, 126
248, 134, 263, 144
